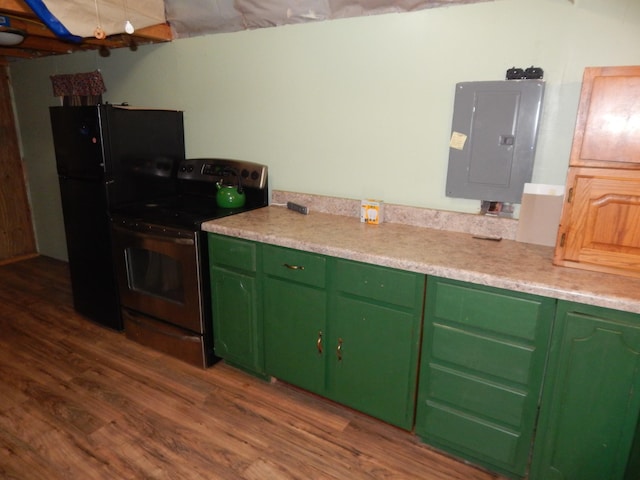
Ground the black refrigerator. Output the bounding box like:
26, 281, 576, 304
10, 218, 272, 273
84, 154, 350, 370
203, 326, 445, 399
50, 104, 185, 330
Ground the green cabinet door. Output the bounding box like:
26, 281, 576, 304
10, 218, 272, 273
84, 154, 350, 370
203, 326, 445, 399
328, 259, 424, 430
263, 245, 328, 395
328, 296, 421, 429
211, 266, 261, 372
626, 419, 640, 480
415, 277, 555, 478
530, 302, 640, 480
209, 234, 264, 375
262, 250, 425, 429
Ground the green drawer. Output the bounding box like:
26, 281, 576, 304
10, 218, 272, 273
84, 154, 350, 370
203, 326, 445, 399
417, 277, 555, 478
209, 234, 257, 272
427, 364, 527, 428
333, 259, 423, 308
433, 280, 543, 341
263, 244, 326, 288
431, 323, 534, 385
422, 402, 521, 466
334, 260, 424, 308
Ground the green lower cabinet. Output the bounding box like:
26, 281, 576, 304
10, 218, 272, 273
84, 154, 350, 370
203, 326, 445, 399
211, 266, 262, 371
327, 260, 425, 430
211, 235, 640, 478
209, 234, 264, 375
626, 418, 640, 480
415, 277, 555, 478
262, 247, 425, 430
530, 301, 640, 480
263, 276, 327, 395
263, 245, 328, 395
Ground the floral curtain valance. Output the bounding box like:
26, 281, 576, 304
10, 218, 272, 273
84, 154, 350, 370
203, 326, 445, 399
50, 70, 106, 97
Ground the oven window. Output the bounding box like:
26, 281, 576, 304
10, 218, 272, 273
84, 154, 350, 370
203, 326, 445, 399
125, 248, 184, 304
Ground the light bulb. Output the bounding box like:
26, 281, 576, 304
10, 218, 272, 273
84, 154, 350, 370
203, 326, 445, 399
124, 20, 134, 34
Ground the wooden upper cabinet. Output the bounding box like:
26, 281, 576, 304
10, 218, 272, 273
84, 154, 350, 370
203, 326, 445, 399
570, 65, 640, 169
554, 167, 640, 277
554, 66, 640, 278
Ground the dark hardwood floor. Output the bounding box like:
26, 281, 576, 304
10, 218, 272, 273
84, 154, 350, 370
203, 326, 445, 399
0, 256, 504, 479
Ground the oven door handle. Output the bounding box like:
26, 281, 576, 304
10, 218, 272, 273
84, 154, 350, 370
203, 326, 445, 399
112, 223, 195, 246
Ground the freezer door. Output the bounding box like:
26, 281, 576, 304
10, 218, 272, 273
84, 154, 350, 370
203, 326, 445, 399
50, 106, 105, 180
103, 106, 185, 205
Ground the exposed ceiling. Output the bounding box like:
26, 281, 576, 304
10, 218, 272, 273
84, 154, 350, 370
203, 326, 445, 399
0, 0, 171, 63
0, 0, 495, 64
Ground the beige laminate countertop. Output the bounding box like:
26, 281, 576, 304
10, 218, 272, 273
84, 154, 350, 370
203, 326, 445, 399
202, 206, 640, 315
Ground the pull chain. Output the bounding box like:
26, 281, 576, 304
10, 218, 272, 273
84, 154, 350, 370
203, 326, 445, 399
94, 0, 106, 39
123, 0, 135, 34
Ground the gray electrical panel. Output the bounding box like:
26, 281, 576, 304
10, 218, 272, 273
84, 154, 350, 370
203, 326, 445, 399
445, 80, 545, 203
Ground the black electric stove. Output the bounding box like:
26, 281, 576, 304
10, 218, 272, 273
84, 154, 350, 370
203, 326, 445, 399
111, 158, 269, 230
109, 158, 268, 368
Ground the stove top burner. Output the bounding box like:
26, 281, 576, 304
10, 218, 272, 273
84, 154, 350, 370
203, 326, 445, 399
111, 158, 268, 230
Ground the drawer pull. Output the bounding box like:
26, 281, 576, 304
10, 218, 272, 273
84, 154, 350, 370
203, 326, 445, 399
336, 338, 343, 362
317, 330, 323, 354
283, 263, 305, 270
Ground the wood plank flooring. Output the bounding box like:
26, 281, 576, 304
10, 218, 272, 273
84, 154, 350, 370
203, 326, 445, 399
0, 256, 505, 480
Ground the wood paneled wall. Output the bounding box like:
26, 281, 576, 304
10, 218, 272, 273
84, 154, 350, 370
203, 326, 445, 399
0, 65, 36, 262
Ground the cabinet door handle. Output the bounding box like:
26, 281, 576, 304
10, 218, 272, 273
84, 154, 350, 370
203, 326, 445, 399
317, 330, 323, 354
336, 338, 343, 362
283, 263, 305, 270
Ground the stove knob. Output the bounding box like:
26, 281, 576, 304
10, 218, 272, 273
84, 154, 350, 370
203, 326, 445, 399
251, 170, 259, 180
241, 169, 249, 178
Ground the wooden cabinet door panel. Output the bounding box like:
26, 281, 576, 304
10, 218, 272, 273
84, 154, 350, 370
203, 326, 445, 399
554, 167, 640, 277
571, 66, 640, 169
0, 67, 36, 261
556, 66, 640, 277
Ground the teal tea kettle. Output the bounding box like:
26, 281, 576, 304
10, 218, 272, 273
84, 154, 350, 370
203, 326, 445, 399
216, 167, 246, 208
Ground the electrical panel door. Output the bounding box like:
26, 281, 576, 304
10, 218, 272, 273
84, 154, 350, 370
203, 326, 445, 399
445, 80, 545, 203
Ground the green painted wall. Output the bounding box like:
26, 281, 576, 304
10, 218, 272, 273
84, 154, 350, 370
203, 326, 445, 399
9, 0, 640, 260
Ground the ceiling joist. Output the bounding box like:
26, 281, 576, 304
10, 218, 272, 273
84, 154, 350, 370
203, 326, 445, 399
0, 0, 508, 62
0, 0, 172, 61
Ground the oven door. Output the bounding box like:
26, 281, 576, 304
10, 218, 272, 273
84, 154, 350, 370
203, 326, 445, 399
111, 220, 204, 333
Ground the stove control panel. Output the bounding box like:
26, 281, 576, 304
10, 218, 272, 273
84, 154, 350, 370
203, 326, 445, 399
178, 158, 268, 189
